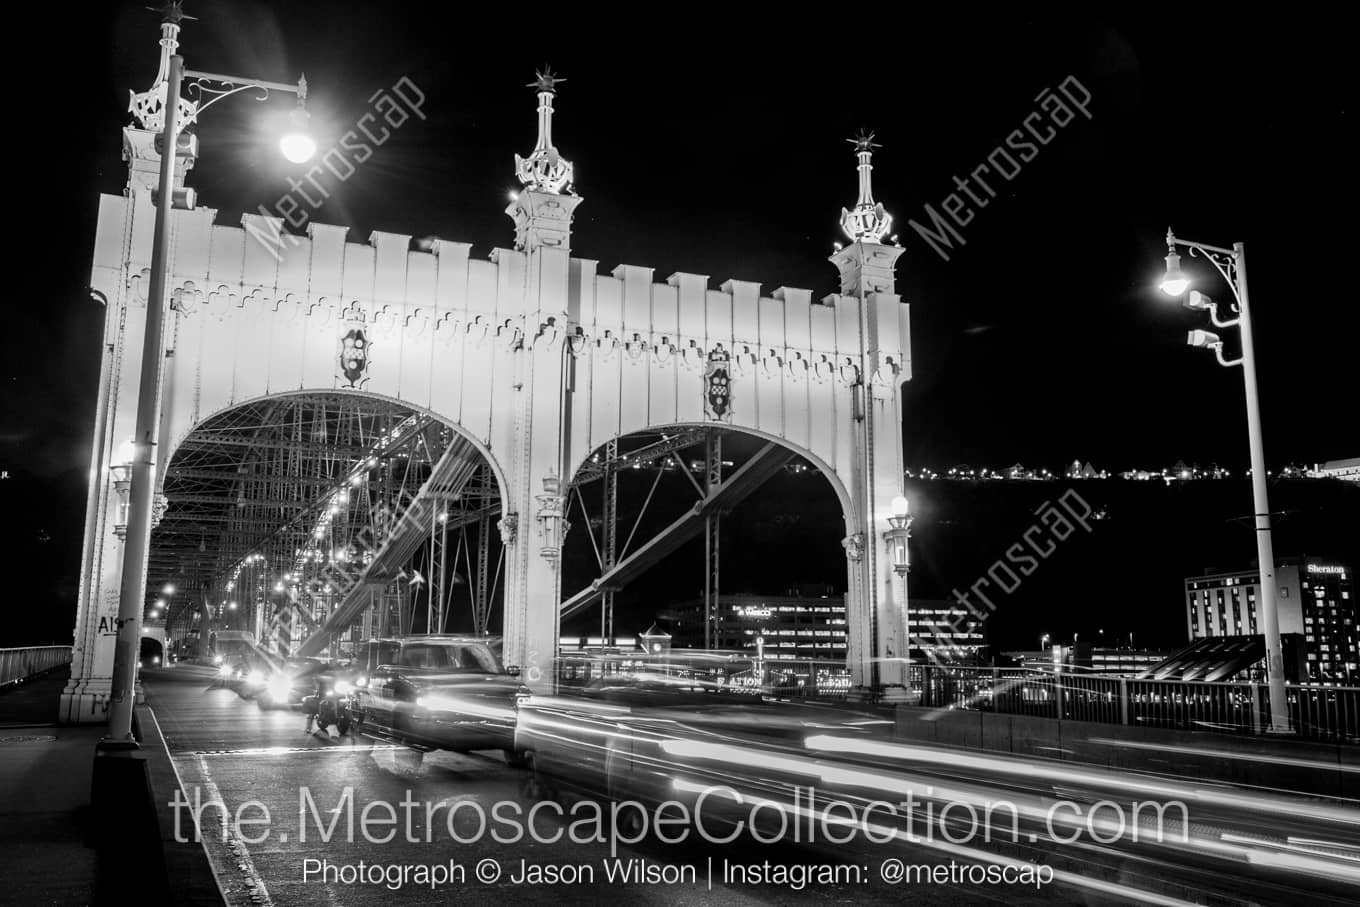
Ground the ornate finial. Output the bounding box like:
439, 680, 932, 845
514, 65, 574, 194
128, 1, 199, 131
148, 1, 196, 25
839, 129, 893, 244
849, 130, 881, 154
528, 66, 564, 93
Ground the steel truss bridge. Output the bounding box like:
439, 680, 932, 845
148, 394, 814, 661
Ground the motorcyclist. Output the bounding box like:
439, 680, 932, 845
303, 663, 352, 734
302, 667, 330, 733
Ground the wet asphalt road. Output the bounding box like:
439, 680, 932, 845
142, 668, 1359, 906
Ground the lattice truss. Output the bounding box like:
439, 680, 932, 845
562, 429, 811, 640
147, 395, 502, 656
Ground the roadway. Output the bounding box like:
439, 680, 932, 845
141, 667, 1360, 906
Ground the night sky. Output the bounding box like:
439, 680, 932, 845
2, 4, 1356, 647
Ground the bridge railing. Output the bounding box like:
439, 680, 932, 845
0, 646, 72, 687
545, 652, 1359, 742
907, 664, 1360, 743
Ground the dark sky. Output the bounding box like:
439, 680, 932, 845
6, 3, 1355, 481
1, 4, 1355, 646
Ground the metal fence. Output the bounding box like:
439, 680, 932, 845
547, 652, 1360, 743
0, 646, 72, 687
909, 664, 1360, 743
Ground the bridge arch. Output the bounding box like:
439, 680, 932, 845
148, 389, 509, 661
65, 113, 912, 721
162, 387, 511, 516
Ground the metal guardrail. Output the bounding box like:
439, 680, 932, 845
548, 653, 1360, 742
0, 646, 72, 687
908, 665, 1360, 744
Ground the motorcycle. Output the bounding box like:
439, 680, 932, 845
302, 674, 363, 736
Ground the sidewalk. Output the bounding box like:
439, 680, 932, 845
0, 667, 99, 905
0, 666, 223, 906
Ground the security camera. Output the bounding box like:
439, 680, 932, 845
1184, 290, 1214, 312
1186, 329, 1221, 349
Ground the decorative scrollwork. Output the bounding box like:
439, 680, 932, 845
128, 82, 200, 133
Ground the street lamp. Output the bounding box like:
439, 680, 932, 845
883, 495, 914, 700
105, 2, 317, 749
885, 495, 913, 576
1158, 227, 1290, 734
109, 441, 135, 540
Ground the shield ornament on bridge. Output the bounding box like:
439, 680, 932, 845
704, 348, 732, 420
339, 327, 370, 388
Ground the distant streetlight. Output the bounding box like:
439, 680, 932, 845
1157, 227, 1290, 734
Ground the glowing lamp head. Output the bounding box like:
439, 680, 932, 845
279, 106, 316, 164
890, 496, 910, 519
1160, 249, 1189, 297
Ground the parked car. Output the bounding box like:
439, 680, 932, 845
352, 635, 524, 760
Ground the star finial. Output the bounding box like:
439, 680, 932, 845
148, 1, 197, 25
839, 128, 892, 244
848, 130, 880, 153
528, 65, 564, 93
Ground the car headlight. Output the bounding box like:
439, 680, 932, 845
247, 670, 264, 686
334, 681, 353, 695
267, 677, 292, 700
218, 663, 234, 678
415, 696, 429, 709
354, 675, 368, 688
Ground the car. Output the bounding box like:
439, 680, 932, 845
352, 635, 524, 759
514, 655, 893, 835
255, 657, 327, 710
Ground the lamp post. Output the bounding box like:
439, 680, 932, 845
104, 2, 315, 748
1158, 228, 1291, 734
884, 495, 913, 698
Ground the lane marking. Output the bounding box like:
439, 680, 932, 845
1085, 738, 1360, 774
190, 743, 408, 757
193, 752, 275, 907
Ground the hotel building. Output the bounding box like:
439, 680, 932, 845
1184, 557, 1356, 682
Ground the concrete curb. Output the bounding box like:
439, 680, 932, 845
135, 703, 226, 906
88, 705, 224, 905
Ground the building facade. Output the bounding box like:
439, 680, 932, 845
661, 593, 982, 664
1185, 558, 1356, 682
1317, 458, 1360, 482
1002, 645, 1171, 674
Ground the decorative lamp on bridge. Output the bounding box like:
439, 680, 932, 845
110, 441, 136, 540
1153, 227, 1290, 735
884, 495, 912, 576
